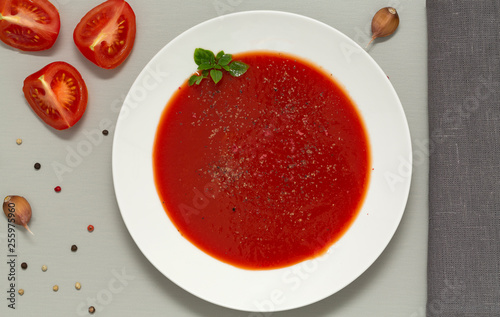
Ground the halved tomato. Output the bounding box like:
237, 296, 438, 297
0, 0, 60, 51
23, 61, 88, 130
73, 0, 136, 69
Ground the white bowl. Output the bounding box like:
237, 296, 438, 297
112, 10, 412, 313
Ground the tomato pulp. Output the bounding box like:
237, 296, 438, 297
23, 61, 88, 130
0, 0, 60, 51
73, 0, 136, 69
153, 51, 371, 270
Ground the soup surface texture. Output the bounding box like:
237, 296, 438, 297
153, 51, 370, 270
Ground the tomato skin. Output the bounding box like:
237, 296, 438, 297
73, 0, 136, 69
0, 0, 60, 51
23, 62, 88, 130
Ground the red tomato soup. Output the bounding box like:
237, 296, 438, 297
153, 51, 371, 270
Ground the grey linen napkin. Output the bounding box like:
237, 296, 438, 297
427, 1, 500, 316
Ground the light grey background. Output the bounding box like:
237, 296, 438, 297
0, 0, 427, 316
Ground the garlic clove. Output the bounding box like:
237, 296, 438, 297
367, 7, 400, 47
3, 195, 33, 235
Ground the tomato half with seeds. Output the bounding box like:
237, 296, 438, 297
73, 0, 136, 69
0, 0, 60, 51
23, 62, 88, 130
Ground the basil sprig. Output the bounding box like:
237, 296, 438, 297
188, 48, 249, 86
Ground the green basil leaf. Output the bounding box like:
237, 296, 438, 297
189, 75, 201, 86
228, 61, 249, 77
191, 48, 249, 86
218, 54, 232, 66
210, 69, 223, 84
198, 63, 214, 70
194, 48, 215, 66
215, 50, 225, 61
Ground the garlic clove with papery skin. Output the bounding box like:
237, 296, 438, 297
3, 195, 33, 235
367, 7, 400, 48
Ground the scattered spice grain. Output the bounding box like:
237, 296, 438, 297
34, 163, 41, 170
54, 186, 61, 192
53, 285, 59, 292
41, 265, 47, 272
18, 289, 24, 296
16, 138, 22, 145
21, 262, 28, 269
71, 245, 78, 252
87, 225, 94, 232
89, 306, 96, 314
75, 282, 81, 290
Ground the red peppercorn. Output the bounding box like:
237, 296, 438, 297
87, 225, 94, 232
54, 186, 61, 192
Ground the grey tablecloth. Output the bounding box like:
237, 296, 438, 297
427, 1, 500, 316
